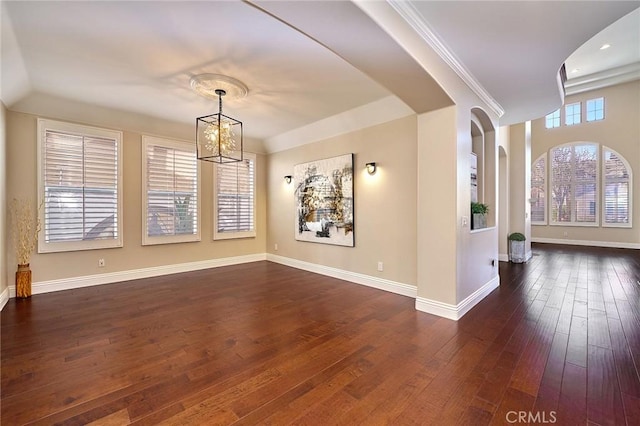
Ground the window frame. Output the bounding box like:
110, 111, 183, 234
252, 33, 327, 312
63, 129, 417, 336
564, 102, 581, 126
213, 152, 257, 240
37, 118, 123, 253
545, 109, 561, 129
586, 97, 605, 122
141, 135, 201, 245
602, 146, 632, 228
539, 142, 633, 229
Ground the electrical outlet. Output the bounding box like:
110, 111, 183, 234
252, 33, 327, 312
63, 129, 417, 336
377, 261, 384, 272
98, 258, 105, 267
274, 243, 278, 251
563, 231, 568, 237
462, 216, 469, 227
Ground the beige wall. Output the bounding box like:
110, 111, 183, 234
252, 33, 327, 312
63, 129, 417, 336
6, 109, 267, 286
531, 80, 640, 245
509, 121, 533, 255
417, 107, 458, 304
497, 127, 510, 258
267, 115, 418, 287
455, 107, 499, 304
1, 103, 7, 298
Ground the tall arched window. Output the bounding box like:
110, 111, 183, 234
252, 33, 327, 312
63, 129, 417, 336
603, 147, 632, 227
532, 142, 632, 228
531, 154, 546, 224
530, 142, 633, 227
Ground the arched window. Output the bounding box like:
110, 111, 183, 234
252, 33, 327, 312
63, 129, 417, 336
532, 142, 632, 228
531, 154, 546, 224
603, 147, 632, 227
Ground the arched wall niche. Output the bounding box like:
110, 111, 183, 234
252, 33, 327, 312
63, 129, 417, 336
471, 108, 496, 228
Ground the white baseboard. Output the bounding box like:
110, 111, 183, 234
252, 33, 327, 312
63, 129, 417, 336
415, 275, 500, 321
266, 254, 417, 298
532, 237, 640, 250
498, 253, 509, 262
0, 287, 9, 311
7, 253, 267, 298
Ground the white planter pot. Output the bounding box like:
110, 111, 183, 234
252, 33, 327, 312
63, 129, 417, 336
509, 240, 526, 263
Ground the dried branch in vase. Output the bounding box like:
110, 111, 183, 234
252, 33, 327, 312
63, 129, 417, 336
10, 198, 42, 265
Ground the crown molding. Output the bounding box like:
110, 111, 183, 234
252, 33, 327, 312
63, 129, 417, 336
387, 0, 504, 119
565, 62, 640, 96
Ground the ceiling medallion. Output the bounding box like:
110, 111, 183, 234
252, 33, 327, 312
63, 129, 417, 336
189, 73, 249, 100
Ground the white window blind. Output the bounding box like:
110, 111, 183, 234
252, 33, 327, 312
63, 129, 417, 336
38, 119, 122, 253
603, 147, 631, 227
213, 153, 256, 240
550, 143, 597, 225
531, 154, 546, 224
142, 136, 199, 245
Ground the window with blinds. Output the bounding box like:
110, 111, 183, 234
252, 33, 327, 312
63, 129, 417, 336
603, 147, 631, 227
213, 153, 256, 240
37, 119, 122, 253
142, 136, 200, 245
531, 154, 546, 224
550, 143, 598, 225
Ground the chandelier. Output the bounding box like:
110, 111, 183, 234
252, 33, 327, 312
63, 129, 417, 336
192, 74, 245, 163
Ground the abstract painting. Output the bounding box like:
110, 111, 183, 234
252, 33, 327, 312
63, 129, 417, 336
294, 153, 354, 247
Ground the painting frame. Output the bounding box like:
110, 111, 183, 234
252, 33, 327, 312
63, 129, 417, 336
294, 153, 354, 247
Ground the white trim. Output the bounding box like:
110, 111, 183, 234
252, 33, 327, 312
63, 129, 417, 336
415, 275, 500, 321
387, 0, 504, 119
526, 250, 533, 262
498, 254, 509, 262
565, 62, 640, 96
266, 254, 417, 298
532, 237, 640, 250
7, 254, 266, 298
0, 287, 9, 311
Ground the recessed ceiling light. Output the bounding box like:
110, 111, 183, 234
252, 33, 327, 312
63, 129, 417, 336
600, 43, 611, 50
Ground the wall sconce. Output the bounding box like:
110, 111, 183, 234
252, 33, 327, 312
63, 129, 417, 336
365, 162, 377, 175
284, 175, 292, 184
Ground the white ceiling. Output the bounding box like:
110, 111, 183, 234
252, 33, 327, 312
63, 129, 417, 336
1, 1, 638, 147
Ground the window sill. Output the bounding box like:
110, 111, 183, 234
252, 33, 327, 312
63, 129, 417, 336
470, 226, 496, 234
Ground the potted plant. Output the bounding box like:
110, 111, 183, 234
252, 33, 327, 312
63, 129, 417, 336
508, 232, 526, 263
10, 198, 41, 298
471, 202, 489, 230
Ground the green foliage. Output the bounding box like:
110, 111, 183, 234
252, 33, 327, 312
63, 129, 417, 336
174, 195, 194, 234
508, 232, 526, 241
471, 202, 489, 215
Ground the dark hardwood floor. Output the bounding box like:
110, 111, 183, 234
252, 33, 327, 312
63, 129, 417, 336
2, 243, 639, 425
